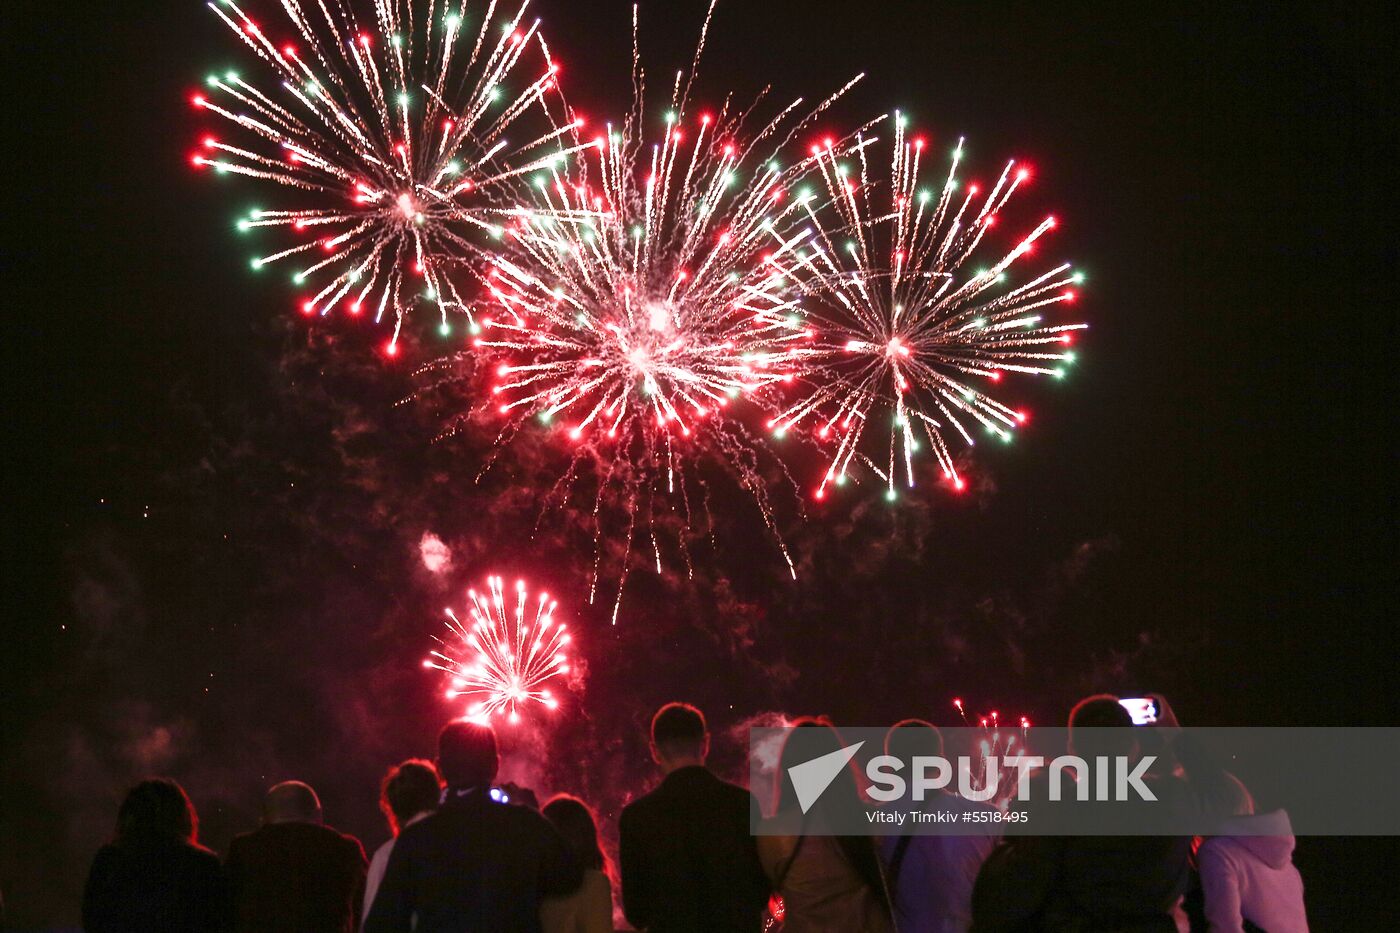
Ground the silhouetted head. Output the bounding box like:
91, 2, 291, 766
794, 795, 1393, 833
1176, 732, 1254, 817
542, 794, 609, 874
1068, 694, 1138, 760
117, 778, 198, 845
884, 718, 944, 761
1221, 773, 1255, 816
649, 702, 708, 772
263, 781, 323, 825
438, 720, 499, 790
379, 759, 442, 835
774, 716, 862, 819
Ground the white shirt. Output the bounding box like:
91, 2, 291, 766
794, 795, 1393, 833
362, 810, 432, 926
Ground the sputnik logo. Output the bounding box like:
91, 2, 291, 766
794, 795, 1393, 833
787, 741, 864, 813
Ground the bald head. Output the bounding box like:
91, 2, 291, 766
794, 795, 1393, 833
263, 781, 323, 825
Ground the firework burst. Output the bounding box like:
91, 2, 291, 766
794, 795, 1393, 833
191, 0, 578, 351
772, 112, 1087, 500
954, 698, 1033, 807
439, 3, 861, 619
425, 575, 572, 724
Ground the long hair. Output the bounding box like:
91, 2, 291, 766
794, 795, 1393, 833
116, 779, 198, 845
542, 794, 613, 880
774, 717, 889, 915
379, 759, 443, 834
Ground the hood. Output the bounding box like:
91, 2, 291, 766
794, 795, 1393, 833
1207, 809, 1296, 869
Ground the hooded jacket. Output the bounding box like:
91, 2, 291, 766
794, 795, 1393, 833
1197, 809, 1307, 933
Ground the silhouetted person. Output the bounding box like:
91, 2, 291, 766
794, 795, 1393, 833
1180, 749, 1309, 933
364, 720, 581, 933
226, 780, 367, 933
1199, 812, 1309, 932
363, 760, 442, 921
759, 717, 893, 933
82, 778, 227, 933
880, 719, 997, 933
540, 795, 615, 933
972, 694, 1194, 932
618, 702, 771, 933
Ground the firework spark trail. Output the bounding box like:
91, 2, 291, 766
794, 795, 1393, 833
424, 574, 571, 724
954, 698, 1032, 808
191, 0, 580, 352
455, 1, 862, 620
770, 112, 1087, 500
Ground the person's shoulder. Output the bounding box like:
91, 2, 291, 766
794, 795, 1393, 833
267, 823, 366, 870
620, 785, 660, 824
85, 844, 123, 887
292, 820, 356, 844
89, 843, 121, 869
1196, 834, 1244, 866
287, 821, 365, 862
181, 842, 225, 879
184, 840, 223, 864
1195, 837, 1235, 878
712, 772, 753, 798
227, 828, 260, 855
503, 801, 563, 836
333, 827, 367, 859
712, 773, 762, 814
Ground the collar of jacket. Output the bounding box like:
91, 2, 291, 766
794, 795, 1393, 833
660, 764, 716, 789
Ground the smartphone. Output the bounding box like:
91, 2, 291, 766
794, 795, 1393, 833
1119, 697, 1160, 725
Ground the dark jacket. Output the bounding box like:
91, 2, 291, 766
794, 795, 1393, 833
363, 787, 582, 933
82, 837, 227, 933
972, 835, 1190, 932
226, 821, 367, 933
971, 772, 1195, 932
618, 765, 771, 933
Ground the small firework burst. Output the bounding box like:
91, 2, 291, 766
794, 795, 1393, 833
425, 574, 572, 724
954, 698, 1033, 807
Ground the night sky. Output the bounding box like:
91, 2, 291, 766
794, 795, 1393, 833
5, 0, 1396, 927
